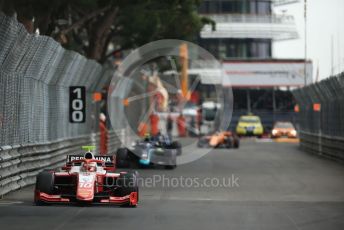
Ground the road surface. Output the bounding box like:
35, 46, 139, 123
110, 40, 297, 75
1, 139, 344, 230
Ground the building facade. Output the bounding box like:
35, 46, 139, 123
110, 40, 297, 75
194, 0, 311, 130
198, 0, 298, 60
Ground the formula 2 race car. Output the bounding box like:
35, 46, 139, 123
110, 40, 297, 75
271, 121, 297, 138
197, 131, 240, 148
34, 146, 139, 207
116, 135, 178, 169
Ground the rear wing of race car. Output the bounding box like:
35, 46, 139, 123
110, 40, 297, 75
65, 155, 116, 171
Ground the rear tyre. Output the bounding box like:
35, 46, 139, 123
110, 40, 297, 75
233, 138, 240, 148
233, 135, 240, 148
172, 141, 182, 156
167, 141, 182, 156
35, 171, 54, 205
225, 137, 234, 149
165, 164, 177, 170
116, 148, 130, 168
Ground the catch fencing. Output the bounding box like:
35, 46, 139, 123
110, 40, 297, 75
0, 13, 105, 145
0, 14, 125, 196
293, 72, 344, 161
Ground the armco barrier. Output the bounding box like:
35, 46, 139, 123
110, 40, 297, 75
0, 129, 124, 197
0, 135, 91, 197
299, 131, 344, 162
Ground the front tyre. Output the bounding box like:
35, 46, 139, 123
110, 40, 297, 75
117, 172, 139, 207
35, 171, 54, 205
197, 138, 209, 148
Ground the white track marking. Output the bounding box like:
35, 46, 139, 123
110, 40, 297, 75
0, 200, 23, 205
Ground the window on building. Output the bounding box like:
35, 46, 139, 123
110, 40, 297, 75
199, 0, 271, 14
221, 1, 232, 13
257, 0, 270, 14
221, 0, 250, 14
249, 39, 271, 58
257, 41, 270, 58
249, 0, 257, 14
199, 0, 220, 14
199, 39, 271, 59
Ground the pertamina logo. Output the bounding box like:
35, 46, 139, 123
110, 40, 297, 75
68, 155, 112, 162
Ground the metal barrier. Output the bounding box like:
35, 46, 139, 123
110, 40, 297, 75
0, 14, 126, 196
299, 131, 344, 161
0, 135, 93, 197
0, 130, 124, 197
293, 72, 344, 161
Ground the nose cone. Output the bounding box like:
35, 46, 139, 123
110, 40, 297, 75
209, 136, 218, 146
77, 174, 95, 201
77, 189, 94, 201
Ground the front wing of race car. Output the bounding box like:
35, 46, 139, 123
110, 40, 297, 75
35, 190, 138, 206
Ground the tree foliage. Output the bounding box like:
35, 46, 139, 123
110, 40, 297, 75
0, 0, 213, 63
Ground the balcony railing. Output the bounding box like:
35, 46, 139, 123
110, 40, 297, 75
203, 13, 296, 24
272, 0, 300, 6
200, 14, 298, 40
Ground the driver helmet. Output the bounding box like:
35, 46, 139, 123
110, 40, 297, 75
144, 133, 151, 142
82, 162, 97, 172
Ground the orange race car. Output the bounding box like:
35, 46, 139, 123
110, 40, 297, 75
271, 121, 297, 138
197, 131, 240, 149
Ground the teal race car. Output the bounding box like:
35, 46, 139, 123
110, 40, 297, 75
116, 135, 178, 169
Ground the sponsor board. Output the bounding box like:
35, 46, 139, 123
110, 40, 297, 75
66, 155, 114, 163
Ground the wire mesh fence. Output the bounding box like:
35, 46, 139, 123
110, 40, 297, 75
293, 72, 344, 137
0, 13, 114, 147
293, 71, 344, 160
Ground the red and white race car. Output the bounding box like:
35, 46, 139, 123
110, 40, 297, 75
34, 147, 139, 207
